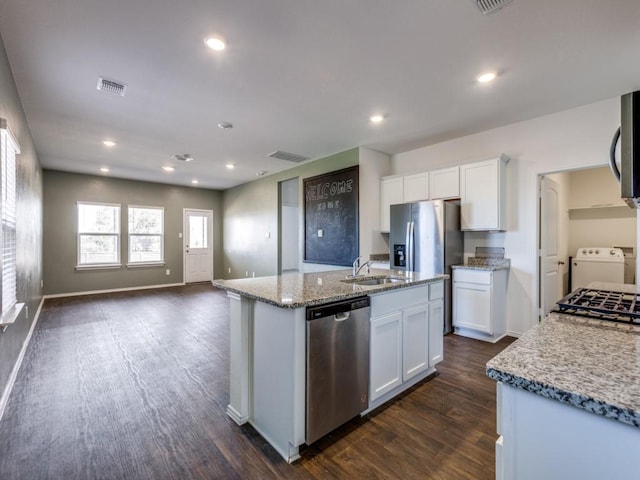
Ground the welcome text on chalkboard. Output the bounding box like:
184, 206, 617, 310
303, 166, 359, 266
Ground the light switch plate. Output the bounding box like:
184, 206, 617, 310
318, 229, 323, 237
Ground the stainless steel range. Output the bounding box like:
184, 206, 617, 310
553, 288, 640, 324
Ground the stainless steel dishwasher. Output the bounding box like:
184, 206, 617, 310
306, 296, 371, 444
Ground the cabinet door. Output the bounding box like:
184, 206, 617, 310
380, 177, 403, 233
460, 160, 499, 230
370, 311, 403, 401
460, 156, 508, 231
403, 172, 429, 202
430, 166, 460, 199
428, 299, 444, 366
402, 304, 429, 381
453, 282, 493, 334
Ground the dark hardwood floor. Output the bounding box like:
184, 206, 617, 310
0, 285, 514, 479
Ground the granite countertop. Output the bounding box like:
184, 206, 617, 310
452, 257, 511, 271
212, 268, 447, 308
487, 312, 640, 428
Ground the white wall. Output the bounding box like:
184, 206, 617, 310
392, 97, 620, 335
359, 147, 391, 260
567, 167, 636, 258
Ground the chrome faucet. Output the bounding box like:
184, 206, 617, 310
352, 256, 373, 277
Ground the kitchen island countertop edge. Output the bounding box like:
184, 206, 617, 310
486, 312, 640, 428
212, 269, 447, 308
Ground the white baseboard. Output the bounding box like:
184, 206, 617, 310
0, 296, 45, 422
43, 282, 186, 299
506, 330, 522, 338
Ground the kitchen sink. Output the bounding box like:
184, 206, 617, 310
342, 276, 408, 286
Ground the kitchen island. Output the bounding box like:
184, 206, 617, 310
486, 286, 640, 479
213, 269, 446, 462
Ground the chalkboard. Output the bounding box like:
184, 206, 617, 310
303, 166, 359, 266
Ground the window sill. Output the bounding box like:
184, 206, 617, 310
126, 262, 165, 268
75, 264, 122, 271
1, 302, 25, 332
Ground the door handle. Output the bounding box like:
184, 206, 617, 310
558, 260, 565, 265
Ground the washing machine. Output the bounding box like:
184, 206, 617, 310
571, 247, 625, 290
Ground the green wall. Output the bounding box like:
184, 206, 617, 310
43, 171, 224, 295
222, 148, 359, 278
0, 33, 43, 403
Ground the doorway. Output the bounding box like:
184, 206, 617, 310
183, 209, 214, 283
279, 177, 300, 273
538, 166, 637, 320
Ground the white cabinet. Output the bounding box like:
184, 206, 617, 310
496, 382, 640, 479
452, 268, 507, 343
368, 281, 444, 408
380, 166, 463, 232
428, 299, 444, 366
371, 305, 430, 402
460, 155, 509, 231
370, 311, 403, 400
403, 171, 429, 203
402, 304, 429, 381
380, 176, 403, 233
430, 166, 460, 200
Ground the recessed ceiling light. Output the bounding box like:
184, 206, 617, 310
256, 171, 267, 177
205, 37, 226, 51
226, 163, 235, 169
191, 179, 199, 184
100, 167, 110, 173
477, 72, 497, 83
218, 122, 233, 129
162, 166, 175, 172
370, 114, 385, 124
103, 140, 116, 147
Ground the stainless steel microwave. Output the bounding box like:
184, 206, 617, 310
610, 90, 640, 208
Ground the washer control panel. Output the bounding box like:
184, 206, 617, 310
574, 247, 624, 259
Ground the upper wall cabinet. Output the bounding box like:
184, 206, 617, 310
460, 155, 509, 231
380, 166, 463, 233
380, 176, 404, 232
403, 172, 429, 203
430, 166, 460, 200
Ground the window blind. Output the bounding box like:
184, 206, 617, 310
0, 120, 19, 314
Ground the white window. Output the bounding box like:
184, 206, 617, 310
128, 206, 164, 264
77, 202, 121, 267
0, 119, 19, 314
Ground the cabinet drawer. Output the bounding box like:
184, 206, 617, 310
453, 269, 492, 285
429, 281, 444, 300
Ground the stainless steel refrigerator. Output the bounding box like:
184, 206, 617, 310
389, 200, 463, 334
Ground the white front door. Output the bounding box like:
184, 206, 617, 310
540, 176, 561, 319
184, 209, 213, 283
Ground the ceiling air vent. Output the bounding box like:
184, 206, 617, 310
266, 150, 310, 163
171, 154, 193, 162
96, 77, 127, 96
475, 0, 512, 15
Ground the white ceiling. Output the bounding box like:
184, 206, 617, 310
1, 0, 639, 190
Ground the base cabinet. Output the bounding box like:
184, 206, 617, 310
453, 268, 507, 343
428, 299, 444, 365
368, 282, 444, 409
370, 311, 403, 400
496, 382, 640, 479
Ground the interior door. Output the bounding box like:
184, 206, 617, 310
539, 176, 561, 318
184, 209, 213, 283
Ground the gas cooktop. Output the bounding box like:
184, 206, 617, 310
553, 288, 640, 325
